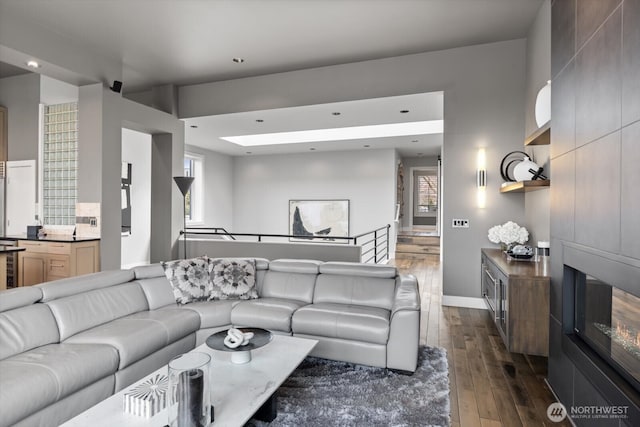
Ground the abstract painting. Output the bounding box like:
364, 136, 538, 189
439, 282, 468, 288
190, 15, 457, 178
289, 200, 350, 243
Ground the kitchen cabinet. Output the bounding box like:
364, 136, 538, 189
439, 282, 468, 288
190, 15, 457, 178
17, 238, 100, 286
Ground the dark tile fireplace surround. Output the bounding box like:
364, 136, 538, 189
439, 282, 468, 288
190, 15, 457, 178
549, 0, 640, 425
552, 244, 640, 426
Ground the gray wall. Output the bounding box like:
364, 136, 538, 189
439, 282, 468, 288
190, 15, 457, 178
184, 144, 234, 230
78, 84, 185, 269
186, 239, 361, 263
178, 39, 527, 300
524, 0, 551, 246
231, 149, 396, 237
548, 0, 640, 423
0, 73, 40, 162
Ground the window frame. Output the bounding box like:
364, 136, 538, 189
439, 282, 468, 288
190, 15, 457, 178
184, 152, 204, 225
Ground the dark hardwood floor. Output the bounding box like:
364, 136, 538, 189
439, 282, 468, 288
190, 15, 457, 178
390, 255, 572, 427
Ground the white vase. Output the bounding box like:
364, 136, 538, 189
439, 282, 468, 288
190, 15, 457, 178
535, 82, 551, 127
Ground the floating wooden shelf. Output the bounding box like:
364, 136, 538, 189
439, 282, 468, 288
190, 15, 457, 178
500, 179, 550, 193
524, 121, 550, 146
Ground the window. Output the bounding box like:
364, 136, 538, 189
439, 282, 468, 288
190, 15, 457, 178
183, 153, 203, 224
42, 102, 78, 225
415, 172, 438, 215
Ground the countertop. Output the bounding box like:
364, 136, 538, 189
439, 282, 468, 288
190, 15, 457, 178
482, 248, 550, 279
1, 234, 101, 243
0, 246, 26, 254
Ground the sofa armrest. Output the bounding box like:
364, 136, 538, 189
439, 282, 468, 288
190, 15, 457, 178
391, 274, 420, 317
387, 274, 421, 372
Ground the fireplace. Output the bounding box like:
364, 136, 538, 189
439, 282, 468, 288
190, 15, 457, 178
574, 272, 640, 394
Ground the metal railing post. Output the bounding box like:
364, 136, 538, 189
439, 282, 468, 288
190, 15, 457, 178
386, 224, 390, 262
374, 230, 378, 264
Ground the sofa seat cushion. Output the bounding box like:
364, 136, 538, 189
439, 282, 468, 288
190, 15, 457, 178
292, 303, 390, 345
231, 298, 307, 332
123, 308, 200, 343
63, 318, 170, 369
178, 300, 237, 329
0, 343, 118, 427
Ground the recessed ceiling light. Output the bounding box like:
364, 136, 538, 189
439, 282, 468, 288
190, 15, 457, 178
26, 60, 40, 68
190, 125, 198, 128
232, 58, 245, 63
332, 112, 341, 116
255, 119, 264, 123
221, 120, 443, 147
400, 110, 409, 114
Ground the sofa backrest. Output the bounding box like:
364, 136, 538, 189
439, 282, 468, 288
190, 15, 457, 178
0, 287, 60, 360
314, 262, 398, 310
40, 270, 148, 341
133, 258, 270, 309
132, 263, 176, 310
260, 259, 321, 303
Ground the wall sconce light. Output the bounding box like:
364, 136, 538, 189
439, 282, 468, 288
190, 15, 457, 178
477, 148, 487, 209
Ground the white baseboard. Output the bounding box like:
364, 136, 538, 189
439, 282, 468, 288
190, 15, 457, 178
441, 295, 487, 309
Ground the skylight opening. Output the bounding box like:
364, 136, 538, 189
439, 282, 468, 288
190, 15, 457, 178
220, 120, 443, 147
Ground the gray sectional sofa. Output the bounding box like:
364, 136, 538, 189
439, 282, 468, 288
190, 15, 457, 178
0, 258, 420, 427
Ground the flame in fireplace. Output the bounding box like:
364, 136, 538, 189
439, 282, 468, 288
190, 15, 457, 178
593, 322, 640, 361
615, 321, 640, 350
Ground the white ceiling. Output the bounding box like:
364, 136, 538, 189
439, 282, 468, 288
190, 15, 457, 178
185, 92, 444, 157
0, 0, 543, 157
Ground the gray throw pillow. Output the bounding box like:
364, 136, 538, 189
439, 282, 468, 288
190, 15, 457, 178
209, 258, 258, 300
161, 256, 212, 304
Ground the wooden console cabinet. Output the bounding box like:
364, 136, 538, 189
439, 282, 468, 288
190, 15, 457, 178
17, 238, 100, 286
481, 248, 550, 356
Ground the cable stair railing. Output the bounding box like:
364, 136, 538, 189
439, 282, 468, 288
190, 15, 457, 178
182, 224, 391, 264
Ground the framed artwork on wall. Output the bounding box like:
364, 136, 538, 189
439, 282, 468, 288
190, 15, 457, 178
289, 199, 350, 243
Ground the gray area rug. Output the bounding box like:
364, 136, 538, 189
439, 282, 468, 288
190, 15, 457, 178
246, 346, 450, 427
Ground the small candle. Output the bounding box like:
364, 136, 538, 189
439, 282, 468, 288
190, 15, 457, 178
177, 369, 204, 427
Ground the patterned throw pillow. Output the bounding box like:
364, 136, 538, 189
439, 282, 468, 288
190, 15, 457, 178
161, 256, 212, 304
209, 258, 258, 300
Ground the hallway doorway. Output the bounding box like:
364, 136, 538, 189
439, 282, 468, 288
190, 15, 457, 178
409, 165, 440, 235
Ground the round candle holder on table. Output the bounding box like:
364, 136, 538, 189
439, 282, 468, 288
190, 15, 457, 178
206, 328, 273, 364
167, 352, 211, 427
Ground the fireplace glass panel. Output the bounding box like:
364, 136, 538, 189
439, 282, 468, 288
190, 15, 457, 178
575, 274, 640, 392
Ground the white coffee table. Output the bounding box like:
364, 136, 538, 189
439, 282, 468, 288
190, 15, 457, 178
61, 334, 317, 427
